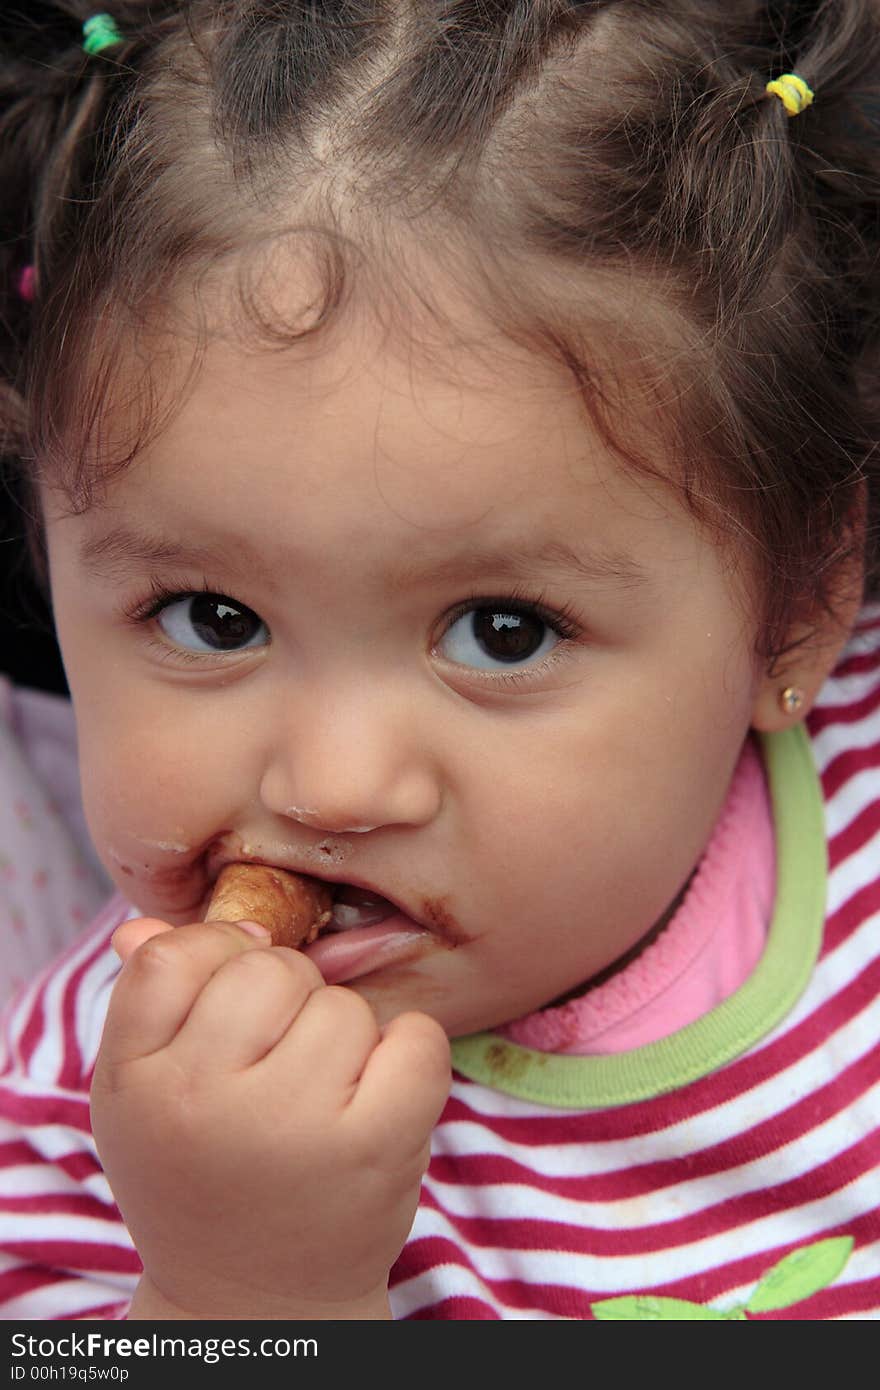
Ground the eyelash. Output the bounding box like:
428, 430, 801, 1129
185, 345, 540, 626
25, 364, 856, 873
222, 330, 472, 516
121, 576, 242, 665
435, 587, 583, 686
121, 578, 583, 679
123, 576, 214, 623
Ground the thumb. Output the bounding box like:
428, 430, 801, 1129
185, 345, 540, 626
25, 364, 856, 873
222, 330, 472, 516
111, 917, 174, 963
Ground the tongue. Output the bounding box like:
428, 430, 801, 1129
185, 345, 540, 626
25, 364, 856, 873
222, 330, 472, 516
330, 886, 396, 931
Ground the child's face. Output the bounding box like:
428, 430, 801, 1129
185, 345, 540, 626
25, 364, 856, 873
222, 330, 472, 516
44, 304, 767, 1037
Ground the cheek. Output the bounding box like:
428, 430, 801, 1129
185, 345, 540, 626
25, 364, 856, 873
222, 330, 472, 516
74, 692, 243, 853
77, 738, 186, 863
456, 681, 744, 912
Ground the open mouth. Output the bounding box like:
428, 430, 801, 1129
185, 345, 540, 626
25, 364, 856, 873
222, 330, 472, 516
205, 856, 408, 937
303, 880, 432, 986
325, 883, 399, 932
204, 858, 441, 986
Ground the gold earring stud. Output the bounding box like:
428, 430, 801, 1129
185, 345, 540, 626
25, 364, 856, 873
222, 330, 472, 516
779, 685, 805, 715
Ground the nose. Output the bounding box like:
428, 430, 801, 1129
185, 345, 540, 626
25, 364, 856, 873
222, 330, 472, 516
258, 686, 443, 835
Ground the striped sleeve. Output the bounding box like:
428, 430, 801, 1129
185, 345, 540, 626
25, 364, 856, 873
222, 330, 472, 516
0, 895, 140, 1319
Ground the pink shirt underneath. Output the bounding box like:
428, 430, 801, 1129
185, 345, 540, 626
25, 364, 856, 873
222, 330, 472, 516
499, 736, 775, 1055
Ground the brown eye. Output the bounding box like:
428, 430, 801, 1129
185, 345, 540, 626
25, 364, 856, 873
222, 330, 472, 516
438, 604, 559, 670
157, 594, 268, 652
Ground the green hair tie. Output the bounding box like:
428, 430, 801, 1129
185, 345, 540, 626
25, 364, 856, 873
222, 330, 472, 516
82, 13, 124, 56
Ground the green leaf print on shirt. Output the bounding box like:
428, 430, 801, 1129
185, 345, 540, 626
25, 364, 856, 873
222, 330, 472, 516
590, 1237, 854, 1321
591, 1297, 738, 1321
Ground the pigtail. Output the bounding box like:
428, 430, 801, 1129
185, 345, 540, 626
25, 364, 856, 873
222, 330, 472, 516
787, 0, 880, 595
732, 0, 880, 608
1, 4, 103, 582
1, 5, 91, 443
1, 5, 132, 375
765, 0, 880, 363
0, 2, 180, 577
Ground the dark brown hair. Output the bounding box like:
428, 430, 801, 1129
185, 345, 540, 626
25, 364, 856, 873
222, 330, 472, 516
2, 1, 879, 662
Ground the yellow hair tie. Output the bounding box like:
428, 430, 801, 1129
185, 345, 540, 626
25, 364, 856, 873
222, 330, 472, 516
765, 72, 814, 117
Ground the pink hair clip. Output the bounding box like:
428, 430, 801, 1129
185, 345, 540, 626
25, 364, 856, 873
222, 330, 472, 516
17, 265, 36, 302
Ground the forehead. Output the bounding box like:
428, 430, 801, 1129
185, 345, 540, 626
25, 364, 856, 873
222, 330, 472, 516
72, 303, 688, 563
54, 227, 687, 521
49, 239, 727, 616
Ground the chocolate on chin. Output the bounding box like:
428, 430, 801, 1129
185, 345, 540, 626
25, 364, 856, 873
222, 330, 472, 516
206, 863, 333, 948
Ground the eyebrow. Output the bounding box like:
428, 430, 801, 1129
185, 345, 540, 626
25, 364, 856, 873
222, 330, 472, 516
391, 539, 652, 593
79, 527, 271, 584
79, 525, 651, 593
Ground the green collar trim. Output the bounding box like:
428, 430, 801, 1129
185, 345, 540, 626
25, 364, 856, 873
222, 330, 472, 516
449, 725, 826, 1108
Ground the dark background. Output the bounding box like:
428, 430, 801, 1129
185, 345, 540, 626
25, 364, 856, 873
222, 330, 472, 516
0, 497, 68, 696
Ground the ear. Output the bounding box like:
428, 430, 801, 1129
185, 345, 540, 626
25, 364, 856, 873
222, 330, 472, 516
751, 510, 866, 734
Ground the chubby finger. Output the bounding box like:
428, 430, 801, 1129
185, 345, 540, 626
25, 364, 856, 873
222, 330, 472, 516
350, 1011, 451, 1148
169, 944, 326, 1072
99, 920, 274, 1064
112, 916, 271, 963
265, 982, 383, 1094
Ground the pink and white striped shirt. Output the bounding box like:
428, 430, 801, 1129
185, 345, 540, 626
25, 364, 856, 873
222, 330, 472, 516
0, 611, 879, 1320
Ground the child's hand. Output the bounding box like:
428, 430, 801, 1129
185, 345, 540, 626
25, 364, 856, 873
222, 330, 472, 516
90, 917, 451, 1320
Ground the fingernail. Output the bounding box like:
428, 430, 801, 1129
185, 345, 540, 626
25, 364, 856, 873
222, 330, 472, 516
235, 920, 273, 939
